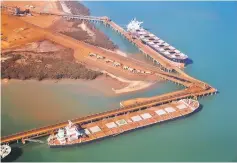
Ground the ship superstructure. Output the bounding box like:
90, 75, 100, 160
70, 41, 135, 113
126, 18, 188, 63
47, 120, 82, 145
0, 144, 11, 160
47, 99, 200, 148
65, 120, 81, 142
126, 18, 143, 33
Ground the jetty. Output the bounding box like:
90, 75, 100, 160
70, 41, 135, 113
0, 7, 217, 145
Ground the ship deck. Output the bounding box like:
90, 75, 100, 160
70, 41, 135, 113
49, 100, 197, 146
134, 30, 188, 61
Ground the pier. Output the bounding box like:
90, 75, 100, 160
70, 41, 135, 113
0, 8, 218, 145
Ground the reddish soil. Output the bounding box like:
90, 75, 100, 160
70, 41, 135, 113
1, 40, 102, 81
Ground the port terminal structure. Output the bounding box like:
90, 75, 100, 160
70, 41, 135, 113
0, 10, 218, 144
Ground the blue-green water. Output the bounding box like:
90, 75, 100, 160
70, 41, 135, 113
1, 2, 237, 161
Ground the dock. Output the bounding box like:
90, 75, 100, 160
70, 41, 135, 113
0, 7, 218, 145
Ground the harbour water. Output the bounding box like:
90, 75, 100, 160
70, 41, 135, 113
1, 1, 237, 161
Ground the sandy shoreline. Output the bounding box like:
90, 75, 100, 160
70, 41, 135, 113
101, 71, 156, 94
59, 1, 72, 14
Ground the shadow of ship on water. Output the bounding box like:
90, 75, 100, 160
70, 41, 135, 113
2, 146, 23, 162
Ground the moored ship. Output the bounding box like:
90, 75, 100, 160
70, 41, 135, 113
48, 99, 200, 148
1, 144, 11, 160
126, 18, 188, 64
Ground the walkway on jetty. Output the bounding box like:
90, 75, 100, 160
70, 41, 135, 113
0, 10, 217, 144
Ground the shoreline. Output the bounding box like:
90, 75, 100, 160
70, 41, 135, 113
101, 71, 156, 94
1, 71, 157, 95
59, 1, 72, 14
59, 1, 118, 51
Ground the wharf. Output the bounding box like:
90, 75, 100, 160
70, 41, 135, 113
0, 9, 218, 145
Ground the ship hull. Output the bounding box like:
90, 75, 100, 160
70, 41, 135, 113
141, 40, 187, 64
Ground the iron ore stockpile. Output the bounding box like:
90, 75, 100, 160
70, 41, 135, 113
0, 3, 217, 149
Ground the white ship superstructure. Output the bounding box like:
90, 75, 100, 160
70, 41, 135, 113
65, 120, 81, 142
56, 129, 66, 144
126, 18, 143, 33
48, 120, 82, 145
126, 18, 188, 63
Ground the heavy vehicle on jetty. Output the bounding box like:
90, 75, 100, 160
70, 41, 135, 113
127, 18, 188, 64
47, 99, 199, 148
1, 144, 11, 160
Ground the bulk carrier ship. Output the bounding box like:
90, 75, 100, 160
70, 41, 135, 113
126, 18, 188, 64
47, 99, 200, 147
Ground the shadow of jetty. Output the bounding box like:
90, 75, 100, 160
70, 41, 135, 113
2, 146, 23, 162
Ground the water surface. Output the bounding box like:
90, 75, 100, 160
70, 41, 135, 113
2, 1, 237, 162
